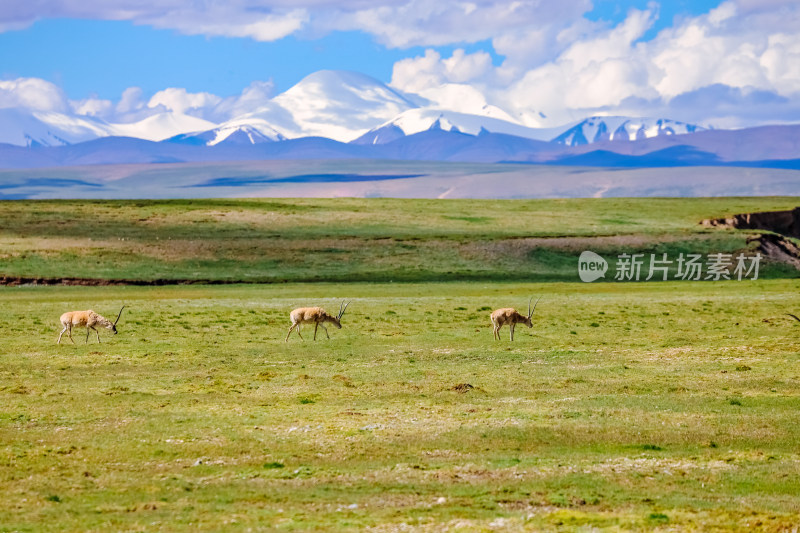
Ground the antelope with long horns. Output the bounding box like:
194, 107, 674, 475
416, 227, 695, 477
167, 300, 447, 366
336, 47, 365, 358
57, 306, 125, 344
491, 296, 541, 341
285, 301, 350, 342
788, 313, 800, 323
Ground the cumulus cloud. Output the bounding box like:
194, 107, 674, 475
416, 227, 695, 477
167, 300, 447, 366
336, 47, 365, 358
0, 78, 69, 112
388, 1, 800, 128
391, 49, 492, 94
324, 0, 593, 49
70, 95, 114, 117
149, 8, 310, 41
148, 88, 222, 116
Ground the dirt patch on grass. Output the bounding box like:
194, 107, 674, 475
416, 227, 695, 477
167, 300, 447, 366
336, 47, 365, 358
747, 233, 800, 269
701, 207, 800, 238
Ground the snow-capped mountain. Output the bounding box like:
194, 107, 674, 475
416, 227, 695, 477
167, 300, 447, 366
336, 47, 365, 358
0, 108, 214, 147
0, 69, 708, 151
163, 70, 421, 145
552, 116, 705, 146
0, 108, 114, 147
111, 112, 216, 142
352, 108, 563, 145
241, 70, 418, 142
166, 118, 285, 146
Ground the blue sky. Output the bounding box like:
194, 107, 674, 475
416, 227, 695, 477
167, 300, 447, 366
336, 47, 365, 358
0, 19, 502, 100
1, 0, 798, 128
0, 1, 721, 100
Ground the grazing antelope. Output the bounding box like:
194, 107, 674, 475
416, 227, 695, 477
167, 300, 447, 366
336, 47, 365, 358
57, 306, 125, 344
491, 296, 541, 341
788, 313, 800, 323
285, 301, 350, 342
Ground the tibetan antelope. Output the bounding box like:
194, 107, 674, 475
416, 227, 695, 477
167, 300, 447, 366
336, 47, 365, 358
491, 296, 541, 341
788, 313, 800, 323
285, 301, 350, 342
57, 306, 125, 344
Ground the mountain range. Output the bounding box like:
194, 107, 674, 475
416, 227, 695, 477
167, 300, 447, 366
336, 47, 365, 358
0, 70, 798, 171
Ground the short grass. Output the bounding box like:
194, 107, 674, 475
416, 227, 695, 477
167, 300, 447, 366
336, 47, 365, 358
2, 280, 800, 531
1, 197, 798, 282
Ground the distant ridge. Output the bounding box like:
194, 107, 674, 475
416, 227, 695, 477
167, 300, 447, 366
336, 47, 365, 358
1, 123, 799, 170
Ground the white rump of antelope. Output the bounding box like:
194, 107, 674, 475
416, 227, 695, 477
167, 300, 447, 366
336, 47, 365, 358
285, 301, 350, 342
491, 296, 541, 341
57, 306, 125, 344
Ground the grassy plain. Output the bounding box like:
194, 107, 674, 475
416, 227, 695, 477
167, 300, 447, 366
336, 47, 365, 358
1, 197, 800, 531
1, 281, 799, 531
1, 197, 799, 282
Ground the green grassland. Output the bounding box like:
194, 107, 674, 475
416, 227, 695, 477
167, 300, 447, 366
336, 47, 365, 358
1, 197, 800, 531
0, 197, 798, 282
1, 281, 799, 531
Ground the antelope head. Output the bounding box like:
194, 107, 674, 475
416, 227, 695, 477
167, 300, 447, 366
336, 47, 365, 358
523, 296, 541, 328
111, 305, 126, 334
329, 300, 350, 329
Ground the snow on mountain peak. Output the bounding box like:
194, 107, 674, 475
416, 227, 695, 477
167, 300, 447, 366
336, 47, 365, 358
111, 112, 217, 142
0, 108, 114, 147
552, 116, 705, 146
1, 69, 713, 151
352, 108, 561, 145
267, 69, 418, 141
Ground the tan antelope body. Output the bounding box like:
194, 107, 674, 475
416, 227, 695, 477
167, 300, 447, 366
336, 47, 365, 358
285, 301, 350, 342
57, 306, 125, 344
491, 297, 540, 341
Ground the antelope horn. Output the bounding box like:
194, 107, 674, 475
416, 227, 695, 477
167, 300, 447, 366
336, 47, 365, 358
114, 305, 126, 325
528, 296, 541, 318
787, 313, 800, 323
337, 300, 350, 320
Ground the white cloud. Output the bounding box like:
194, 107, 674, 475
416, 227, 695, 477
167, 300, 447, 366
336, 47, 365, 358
0, 0, 593, 46
391, 49, 493, 96
116, 87, 146, 114
0, 78, 69, 112
149, 8, 310, 41
327, 0, 592, 49
70, 96, 113, 117
386, 1, 800, 128
147, 88, 222, 115
201, 80, 277, 122
501, 7, 658, 125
